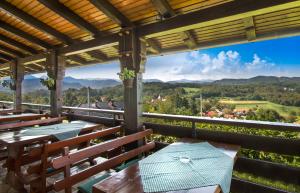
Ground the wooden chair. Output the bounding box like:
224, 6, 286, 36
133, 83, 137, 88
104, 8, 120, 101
27, 128, 154, 193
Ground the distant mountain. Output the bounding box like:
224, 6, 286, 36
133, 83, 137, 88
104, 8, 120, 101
168, 79, 213, 84
1, 76, 299, 93
144, 79, 163, 83
0, 76, 121, 93
213, 76, 300, 85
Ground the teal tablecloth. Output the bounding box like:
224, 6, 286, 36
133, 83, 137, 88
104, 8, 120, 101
19, 120, 96, 141
139, 142, 234, 193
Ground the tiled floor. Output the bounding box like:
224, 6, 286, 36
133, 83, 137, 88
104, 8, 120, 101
0, 157, 108, 193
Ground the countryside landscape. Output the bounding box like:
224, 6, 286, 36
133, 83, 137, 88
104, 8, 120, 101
1, 75, 299, 123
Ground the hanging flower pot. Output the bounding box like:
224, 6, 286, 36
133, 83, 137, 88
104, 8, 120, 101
118, 68, 135, 88
40, 77, 56, 90
123, 78, 134, 88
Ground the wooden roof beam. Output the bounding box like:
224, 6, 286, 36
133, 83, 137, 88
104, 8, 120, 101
146, 39, 161, 54
38, 0, 100, 37
0, 44, 25, 58
0, 21, 52, 49
30, 62, 45, 70
0, 1, 73, 45
87, 50, 108, 62
243, 17, 256, 41
151, 0, 175, 18
0, 34, 38, 54
151, 0, 197, 49
90, 0, 133, 27
0, 52, 13, 61
67, 55, 87, 65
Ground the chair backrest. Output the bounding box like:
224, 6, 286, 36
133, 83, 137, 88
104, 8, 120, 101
26, 126, 122, 193
0, 116, 65, 131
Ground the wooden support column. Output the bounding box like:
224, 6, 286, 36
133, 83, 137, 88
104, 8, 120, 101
10, 59, 24, 111
119, 27, 146, 138
46, 51, 65, 116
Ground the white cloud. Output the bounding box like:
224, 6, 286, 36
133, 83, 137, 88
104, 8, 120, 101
144, 50, 279, 81
63, 50, 298, 81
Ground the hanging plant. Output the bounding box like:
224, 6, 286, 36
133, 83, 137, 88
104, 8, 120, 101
117, 68, 135, 88
40, 77, 56, 90
1, 79, 16, 90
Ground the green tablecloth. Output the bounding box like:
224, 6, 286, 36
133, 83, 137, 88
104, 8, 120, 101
19, 120, 96, 141
139, 142, 234, 193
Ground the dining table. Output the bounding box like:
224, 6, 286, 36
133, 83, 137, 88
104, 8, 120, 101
0, 109, 21, 115
0, 120, 103, 192
0, 113, 46, 123
93, 139, 240, 193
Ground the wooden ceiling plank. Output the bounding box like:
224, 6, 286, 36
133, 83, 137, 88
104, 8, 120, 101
38, 0, 100, 36
0, 21, 52, 49
90, 0, 133, 27
151, 0, 197, 49
0, 44, 25, 57
0, 34, 37, 54
0, 1, 73, 45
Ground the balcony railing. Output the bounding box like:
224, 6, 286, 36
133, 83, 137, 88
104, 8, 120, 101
0, 101, 299, 193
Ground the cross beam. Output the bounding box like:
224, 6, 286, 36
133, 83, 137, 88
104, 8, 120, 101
140, 0, 300, 38
151, 0, 197, 49
38, 0, 100, 36
0, 1, 73, 45
243, 17, 256, 41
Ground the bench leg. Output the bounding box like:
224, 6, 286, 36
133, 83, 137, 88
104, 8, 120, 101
6, 145, 28, 193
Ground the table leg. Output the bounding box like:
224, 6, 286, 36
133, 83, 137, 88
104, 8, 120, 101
6, 144, 27, 193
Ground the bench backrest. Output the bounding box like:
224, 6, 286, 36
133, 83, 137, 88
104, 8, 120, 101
27, 126, 122, 193
52, 129, 154, 193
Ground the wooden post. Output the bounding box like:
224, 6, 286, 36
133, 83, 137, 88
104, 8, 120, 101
46, 50, 65, 116
119, 27, 146, 145
10, 59, 24, 111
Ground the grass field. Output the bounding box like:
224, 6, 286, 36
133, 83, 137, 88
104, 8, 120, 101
220, 99, 300, 117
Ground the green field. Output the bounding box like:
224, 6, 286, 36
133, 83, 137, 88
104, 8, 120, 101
220, 100, 300, 117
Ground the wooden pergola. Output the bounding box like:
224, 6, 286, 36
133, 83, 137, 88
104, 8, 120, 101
0, 0, 300, 133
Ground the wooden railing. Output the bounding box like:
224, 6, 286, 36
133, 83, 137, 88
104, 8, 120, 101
0, 101, 299, 193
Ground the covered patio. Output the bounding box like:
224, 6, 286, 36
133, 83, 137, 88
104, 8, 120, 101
0, 0, 300, 193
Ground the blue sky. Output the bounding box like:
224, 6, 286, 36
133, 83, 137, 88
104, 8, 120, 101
63, 36, 300, 81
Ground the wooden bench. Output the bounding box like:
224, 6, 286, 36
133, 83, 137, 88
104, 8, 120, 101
27, 128, 154, 193
25, 126, 122, 193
